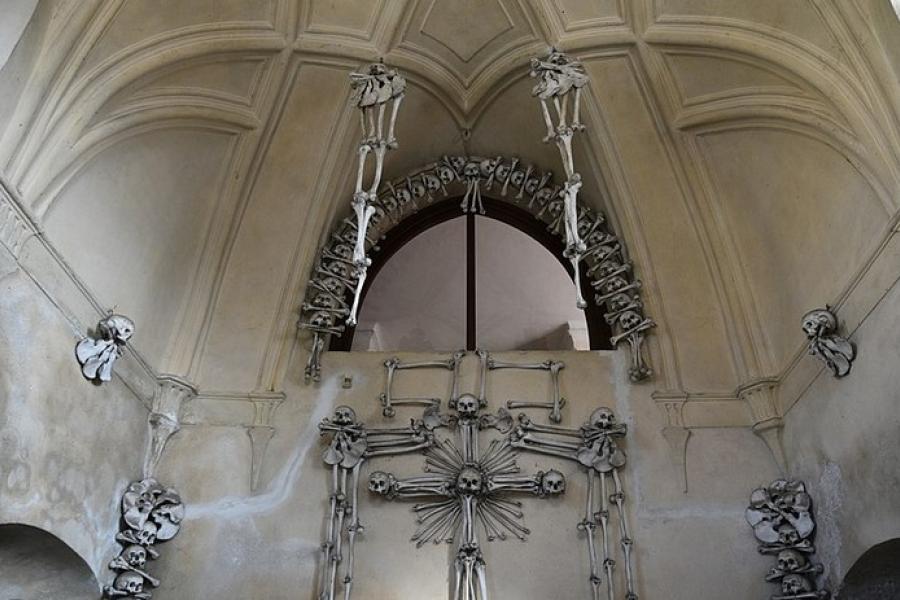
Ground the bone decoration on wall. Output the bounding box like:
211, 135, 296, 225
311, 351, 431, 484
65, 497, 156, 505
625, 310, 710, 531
380, 351, 466, 417
368, 393, 565, 600
488, 353, 566, 423
511, 407, 637, 600
746, 479, 830, 599
317, 405, 434, 600
76, 312, 135, 383
801, 307, 856, 378
298, 153, 655, 384
530, 49, 590, 311
104, 478, 184, 599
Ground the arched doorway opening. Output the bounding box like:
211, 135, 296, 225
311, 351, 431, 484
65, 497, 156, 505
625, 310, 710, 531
0, 523, 99, 599
837, 538, 900, 599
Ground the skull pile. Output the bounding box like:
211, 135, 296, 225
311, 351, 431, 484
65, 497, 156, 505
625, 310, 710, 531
105, 478, 184, 599
745, 479, 829, 599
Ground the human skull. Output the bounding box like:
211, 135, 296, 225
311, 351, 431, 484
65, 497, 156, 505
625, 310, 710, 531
448, 155, 466, 173
437, 164, 456, 185
463, 161, 480, 179
777, 524, 800, 546
589, 407, 616, 430
123, 544, 147, 569
114, 571, 145, 593
333, 243, 353, 260
395, 186, 412, 206
333, 406, 357, 427
801, 308, 836, 339
309, 311, 335, 330
456, 394, 479, 417
617, 310, 644, 332
524, 176, 541, 196
136, 521, 158, 546
602, 276, 628, 294
494, 162, 511, 183
409, 179, 426, 199
541, 470, 566, 495
479, 158, 498, 177
101, 314, 135, 344
782, 574, 813, 595
423, 173, 442, 194
456, 467, 483, 494
534, 186, 556, 207
777, 549, 806, 574
368, 471, 391, 495
510, 168, 526, 188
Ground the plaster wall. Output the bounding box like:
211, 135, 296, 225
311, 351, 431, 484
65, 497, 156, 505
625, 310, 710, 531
153, 349, 777, 599
0, 243, 149, 582
782, 260, 900, 589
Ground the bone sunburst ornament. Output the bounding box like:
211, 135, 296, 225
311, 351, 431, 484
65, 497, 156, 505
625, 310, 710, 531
368, 393, 565, 600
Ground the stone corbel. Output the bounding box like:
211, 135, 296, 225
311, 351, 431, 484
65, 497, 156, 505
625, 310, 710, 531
653, 392, 692, 493
738, 379, 787, 474
143, 375, 196, 479
247, 392, 285, 492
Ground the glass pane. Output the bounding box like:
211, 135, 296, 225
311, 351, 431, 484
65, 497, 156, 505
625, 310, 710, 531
475, 217, 588, 350
353, 217, 467, 351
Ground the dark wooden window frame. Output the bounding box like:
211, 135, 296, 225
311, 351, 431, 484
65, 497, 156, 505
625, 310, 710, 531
330, 196, 613, 351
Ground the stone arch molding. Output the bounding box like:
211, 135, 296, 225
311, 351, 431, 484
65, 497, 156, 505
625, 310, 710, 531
297, 154, 655, 383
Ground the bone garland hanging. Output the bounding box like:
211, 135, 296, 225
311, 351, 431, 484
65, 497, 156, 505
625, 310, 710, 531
801, 307, 855, 378
298, 155, 654, 383
104, 478, 184, 599
76, 313, 135, 383
346, 62, 406, 329
530, 49, 590, 311
746, 479, 830, 599
368, 393, 565, 600
317, 405, 434, 600
510, 407, 637, 600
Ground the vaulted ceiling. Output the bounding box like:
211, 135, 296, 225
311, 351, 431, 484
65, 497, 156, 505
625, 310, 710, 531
2, 0, 899, 424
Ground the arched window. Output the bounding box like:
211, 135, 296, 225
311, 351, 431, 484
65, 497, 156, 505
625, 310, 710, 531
837, 538, 900, 599
333, 197, 613, 352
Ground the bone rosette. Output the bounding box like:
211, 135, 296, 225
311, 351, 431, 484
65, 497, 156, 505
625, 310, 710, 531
746, 479, 829, 599
105, 478, 184, 599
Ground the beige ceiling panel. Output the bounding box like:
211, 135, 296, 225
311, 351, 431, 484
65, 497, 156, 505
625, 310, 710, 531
699, 128, 887, 369
197, 62, 350, 391
653, 0, 842, 58
42, 128, 234, 366
550, 0, 623, 30
80, 0, 277, 75
584, 56, 738, 391
302, 0, 384, 39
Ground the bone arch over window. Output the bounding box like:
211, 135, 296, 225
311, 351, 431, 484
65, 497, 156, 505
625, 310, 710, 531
299, 155, 653, 382
338, 196, 612, 352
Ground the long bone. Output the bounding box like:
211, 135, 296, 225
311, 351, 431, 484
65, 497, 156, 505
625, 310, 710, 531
343, 461, 363, 600
580, 469, 602, 600
107, 557, 161, 588
612, 469, 637, 599
599, 471, 615, 600
516, 415, 584, 438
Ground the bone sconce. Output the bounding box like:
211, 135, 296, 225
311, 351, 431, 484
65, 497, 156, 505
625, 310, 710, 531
75, 313, 135, 383
746, 479, 830, 599
801, 307, 856, 378
104, 478, 184, 599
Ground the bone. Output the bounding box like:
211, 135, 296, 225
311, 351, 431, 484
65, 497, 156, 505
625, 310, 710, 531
343, 461, 363, 600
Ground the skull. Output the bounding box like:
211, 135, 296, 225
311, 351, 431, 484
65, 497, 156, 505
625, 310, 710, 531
777, 549, 806, 574
534, 186, 556, 207
309, 311, 335, 330
322, 277, 343, 295
448, 155, 466, 174
368, 471, 391, 495
333, 406, 357, 427
437, 164, 456, 185
409, 178, 426, 199
494, 162, 511, 183
463, 161, 480, 179
456, 467, 483, 494
602, 276, 628, 294
510, 168, 526, 188
777, 524, 800, 546
333, 243, 353, 260
114, 571, 145, 593
617, 310, 644, 332
423, 173, 442, 194
123, 544, 147, 569
136, 521, 158, 546
326, 260, 352, 279
479, 158, 498, 177
801, 308, 836, 339
541, 470, 566, 495
395, 186, 412, 206
455, 394, 479, 417
608, 293, 635, 313
589, 407, 616, 430
312, 293, 338, 310
524, 176, 541, 196
782, 574, 813, 595
101, 314, 135, 344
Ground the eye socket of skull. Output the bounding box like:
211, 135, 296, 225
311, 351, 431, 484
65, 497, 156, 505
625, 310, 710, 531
456, 394, 478, 415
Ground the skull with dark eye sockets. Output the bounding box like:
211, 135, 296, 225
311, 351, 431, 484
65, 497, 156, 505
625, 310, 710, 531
781, 574, 813, 595
455, 394, 479, 417
589, 407, 616, 430
456, 467, 483, 494
777, 549, 806, 574
332, 406, 357, 427
114, 571, 145, 594
541, 470, 566, 495
368, 471, 391, 495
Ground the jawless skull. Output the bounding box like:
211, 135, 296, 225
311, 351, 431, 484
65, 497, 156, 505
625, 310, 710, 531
456, 394, 479, 417
801, 309, 836, 339
590, 407, 616, 430
333, 406, 357, 427
777, 549, 806, 574
114, 571, 145, 593
123, 544, 147, 569
541, 470, 566, 495
368, 471, 391, 495
781, 574, 813, 595
456, 468, 483, 494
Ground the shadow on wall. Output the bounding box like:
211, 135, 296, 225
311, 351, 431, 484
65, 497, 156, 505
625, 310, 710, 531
837, 538, 900, 600
0, 523, 99, 599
